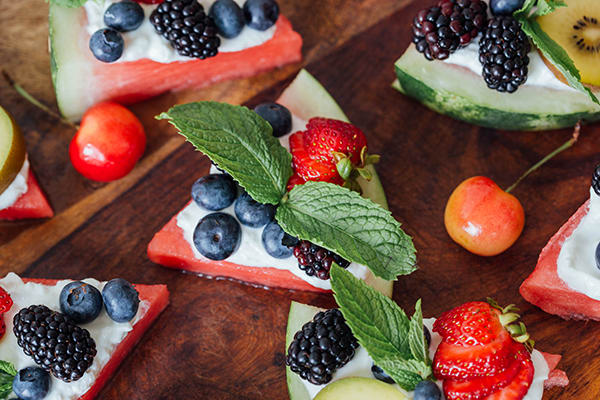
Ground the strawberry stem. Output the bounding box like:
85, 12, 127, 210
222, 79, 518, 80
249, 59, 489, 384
505, 122, 580, 194
2, 70, 80, 130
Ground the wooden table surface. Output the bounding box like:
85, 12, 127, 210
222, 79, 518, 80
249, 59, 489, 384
1, 0, 599, 398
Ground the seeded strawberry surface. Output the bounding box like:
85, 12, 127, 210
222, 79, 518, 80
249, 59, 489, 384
0, 287, 13, 313
304, 118, 367, 165
434, 301, 504, 346
289, 131, 344, 185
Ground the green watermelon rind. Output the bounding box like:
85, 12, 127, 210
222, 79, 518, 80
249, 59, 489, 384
394, 45, 600, 131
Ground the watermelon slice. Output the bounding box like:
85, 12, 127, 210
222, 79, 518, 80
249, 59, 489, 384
1, 274, 169, 400
0, 168, 53, 221
394, 44, 600, 131
285, 301, 568, 400
49, 3, 302, 121
147, 69, 393, 295
519, 200, 600, 320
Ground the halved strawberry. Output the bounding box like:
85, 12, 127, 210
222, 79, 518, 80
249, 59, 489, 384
433, 329, 515, 380
287, 172, 307, 192
485, 354, 534, 400
0, 287, 13, 313
289, 131, 344, 185
443, 344, 529, 400
304, 118, 367, 165
434, 301, 506, 346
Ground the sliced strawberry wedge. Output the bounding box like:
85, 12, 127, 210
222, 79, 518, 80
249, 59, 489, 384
434, 301, 505, 346
485, 353, 535, 400
304, 117, 367, 165
0, 287, 13, 340
289, 131, 343, 185
443, 344, 528, 400
434, 329, 515, 380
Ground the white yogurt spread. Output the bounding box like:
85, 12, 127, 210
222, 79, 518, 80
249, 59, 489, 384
556, 187, 600, 300
301, 318, 549, 400
176, 114, 371, 291
0, 157, 29, 211
84, 0, 276, 64
442, 0, 575, 92
0, 273, 149, 400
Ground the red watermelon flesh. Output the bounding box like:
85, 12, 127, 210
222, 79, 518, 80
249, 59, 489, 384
147, 205, 328, 293
0, 169, 53, 221
14, 277, 170, 400
519, 200, 600, 320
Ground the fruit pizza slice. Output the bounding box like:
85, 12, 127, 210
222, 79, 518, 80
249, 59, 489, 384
49, 0, 302, 121
0, 106, 53, 221
520, 165, 600, 320
0, 273, 169, 400
286, 265, 568, 400
148, 69, 416, 294
393, 0, 600, 131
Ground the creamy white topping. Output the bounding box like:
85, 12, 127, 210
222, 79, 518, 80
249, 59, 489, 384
556, 187, 600, 299
84, 0, 276, 64
442, 1, 575, 92
302, 318, 549, 400
0, 157, 29, 211
176, 114, 371, 291
0, 273, 149, 400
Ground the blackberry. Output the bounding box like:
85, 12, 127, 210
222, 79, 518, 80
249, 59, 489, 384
286, 309, 358, 385
150, 0, 220, 59
592, 165, 600, 196
292, 240, 351, 280
479, 16, 531, 93
13, 305, 97, 382
412, 0, 488, 60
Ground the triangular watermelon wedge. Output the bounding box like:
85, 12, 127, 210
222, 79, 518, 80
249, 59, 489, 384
49, 3, 303, 122
519, 200, 600, 320
1, 274, 169, 400
0, 168, 53, 221
147, 69, 393, 295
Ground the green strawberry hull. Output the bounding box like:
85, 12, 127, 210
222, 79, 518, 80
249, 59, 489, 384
394, 45, 600, 131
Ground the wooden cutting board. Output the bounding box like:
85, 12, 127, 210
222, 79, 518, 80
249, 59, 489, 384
1, 0, 599, 398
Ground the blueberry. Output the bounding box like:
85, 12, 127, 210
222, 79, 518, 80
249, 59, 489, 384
254, 102, 292, 137
192, 174, 237, 211
371, 364, 395, 384
595, 241, 600, 271
102, 278, 140, 323
89, 28, 124, 63
490, 0, 525, 15
12, 367, 50, 400
59, 281, 103, 324
261, 221, 297, 258
234, 191, 275, 227
414, 380, 442, 400
193, 212, 241, 260
104, 0, 145, 32
209, 0, 245, 38
243, 0, 279, 31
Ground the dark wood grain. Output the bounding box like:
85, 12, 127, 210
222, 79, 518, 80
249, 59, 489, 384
1, 0, 599, 399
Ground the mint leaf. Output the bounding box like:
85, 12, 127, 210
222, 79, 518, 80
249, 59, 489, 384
0, 361, 16, 400
515, 18, 599, 105
276, 181, 416, 280
330, 265, 432, 390
516, 0, 565, 17
48, 0, 88, 7
0, 362, 16, 377
158, 102, 292, 205
408, 299, 429, 363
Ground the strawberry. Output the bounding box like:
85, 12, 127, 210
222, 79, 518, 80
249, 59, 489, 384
287, 172, 307, 192
485, 354, 534, 400
0, 287, 13, 313
289, 131, 344, 185
304, 118, 367, 165
443, 344, 529, 400
433, 330, 514, 380
434, 301, 505, 346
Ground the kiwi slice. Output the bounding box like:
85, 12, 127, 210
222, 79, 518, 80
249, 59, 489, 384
537, 0, 600, 86
0, 106, 26, 196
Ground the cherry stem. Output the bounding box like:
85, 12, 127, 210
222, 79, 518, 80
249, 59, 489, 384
2, 70, 80, 130
505, 122, 581, 194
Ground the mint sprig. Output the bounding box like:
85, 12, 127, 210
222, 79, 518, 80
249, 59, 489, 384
330, 264, 432, 390
158, 102, 293, 205
514, 1, 600, 105
48, 0, 88, 7
0, 361, 16, 399
276, 182, 416, 280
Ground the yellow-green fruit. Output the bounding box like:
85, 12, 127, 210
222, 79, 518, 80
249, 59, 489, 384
537, 0, 600, 86
314, 378, 408, 400
0, 106, 27, 195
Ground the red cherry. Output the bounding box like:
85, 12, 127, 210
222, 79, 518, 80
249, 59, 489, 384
69, 102, 146, 182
